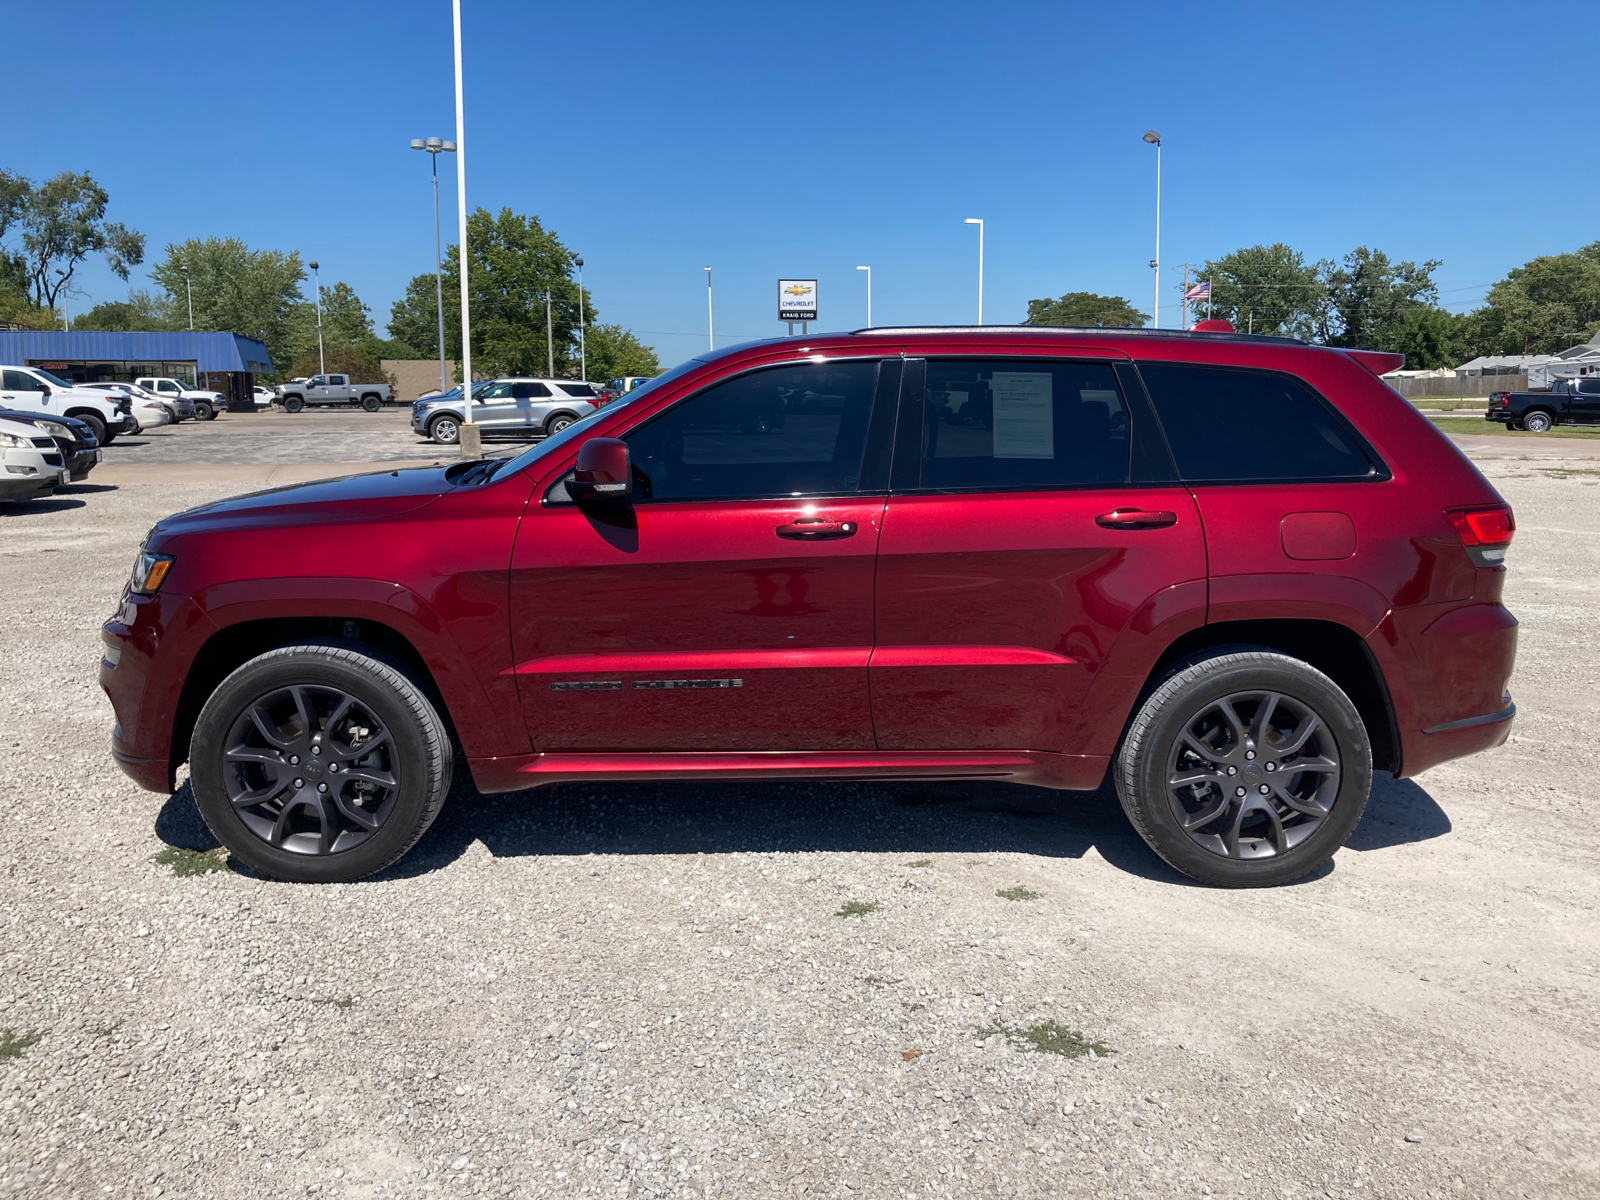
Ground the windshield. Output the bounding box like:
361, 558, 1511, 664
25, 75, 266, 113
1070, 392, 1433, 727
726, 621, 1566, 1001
32, 369, 73, 388
481, 359, 704, 482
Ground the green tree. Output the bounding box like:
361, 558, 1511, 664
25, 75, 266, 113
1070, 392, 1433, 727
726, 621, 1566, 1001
1321, 247, 1441, 351
1388, 305, 1469, 369
1467, 244, 1600, 356
1022, 292, 1147, 327
73, 289, 178, 332
149, 237, 307, 371
582, 323, 661, 381
15, 171, 144, 308
1196, 243, 1324, 339
286, 345, 391, 384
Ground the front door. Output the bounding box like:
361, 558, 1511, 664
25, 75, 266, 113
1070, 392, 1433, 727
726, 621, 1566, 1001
0, 369, 47, 410
508, 357, 897, 751
871, 357, 1206, 751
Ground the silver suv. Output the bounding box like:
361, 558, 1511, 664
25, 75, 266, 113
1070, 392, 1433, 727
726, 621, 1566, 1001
411, 378, 599, 444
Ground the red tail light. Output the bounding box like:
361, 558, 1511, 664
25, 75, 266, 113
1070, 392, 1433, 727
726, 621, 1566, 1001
1447, 505, 1515, 566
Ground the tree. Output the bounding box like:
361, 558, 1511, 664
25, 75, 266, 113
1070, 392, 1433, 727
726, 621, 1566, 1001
285, 345, 391, 384
73, 289, 177, 332
1388, 305, 1469, 370
1022, 292, 1147, 327
582, 323, 661, 381
1196, 244, 1324, 339
149, 238, 307, 371
15, 171, 144, 308
1467, 244, 1600, 356
1321, 247, 1442, 351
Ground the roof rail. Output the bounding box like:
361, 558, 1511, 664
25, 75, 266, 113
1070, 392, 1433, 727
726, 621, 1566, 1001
848, 324, 1307, 347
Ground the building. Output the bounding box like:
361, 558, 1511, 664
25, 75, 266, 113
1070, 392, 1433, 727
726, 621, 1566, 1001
1528, 330, 1600, 390
0, 331, 272, 412
1453, 353, 1551, 379
383, 358, 458, 403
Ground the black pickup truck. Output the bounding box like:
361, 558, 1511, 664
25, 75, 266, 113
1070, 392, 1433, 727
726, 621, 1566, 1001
1486, 377, 1600, 432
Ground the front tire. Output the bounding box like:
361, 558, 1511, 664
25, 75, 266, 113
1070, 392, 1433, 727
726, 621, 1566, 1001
194, 400, 216, 421
190, 643, 452, 884
1114, 649, 1372, 887
1522, 411, 1553, 434
429, 414, 461, 444
73, 413, 107, 445
283, 396, 304, 414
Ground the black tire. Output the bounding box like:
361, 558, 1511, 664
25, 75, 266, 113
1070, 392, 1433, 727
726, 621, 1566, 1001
1114, 648, 1372, 888
743, 409, 774, 434
284, 396, 305, 414
194, 400, 216, 421
1523, 410, 1553, 434
70, 412, 107, 445
190, 642, 452, 884
544, 411, 577, 436
428, 414, 461, 444
361, 395, 381, 413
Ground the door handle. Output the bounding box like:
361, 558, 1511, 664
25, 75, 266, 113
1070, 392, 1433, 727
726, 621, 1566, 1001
777, 518, 858, 539
1096, 508, 1178, 530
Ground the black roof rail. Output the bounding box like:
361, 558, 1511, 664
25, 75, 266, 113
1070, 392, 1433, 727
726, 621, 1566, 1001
848, 324, 1308, 347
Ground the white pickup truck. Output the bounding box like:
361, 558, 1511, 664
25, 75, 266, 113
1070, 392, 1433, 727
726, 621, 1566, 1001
134, 376, 226, 421
0, 365, 136, 445
275, 374, 395, 413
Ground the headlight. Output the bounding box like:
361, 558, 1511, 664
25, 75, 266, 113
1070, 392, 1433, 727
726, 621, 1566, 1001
129, 551, 176, 595
35, 420, 70, 438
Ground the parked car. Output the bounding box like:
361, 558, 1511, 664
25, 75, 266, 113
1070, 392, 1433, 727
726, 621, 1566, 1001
0, 409, 100, 481
0, 365, 135, 445
1486, 377, 1600, 432
103, 324, 1519, 887
0, 414, 67, 501
608, 375, 654, 395
412, 378, 597, 444
253, 386, 278, 409
134, 377, 224, 422
82, 382, 194, 424
275, 374, 396, 413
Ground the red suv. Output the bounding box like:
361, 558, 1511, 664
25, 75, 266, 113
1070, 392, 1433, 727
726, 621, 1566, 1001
101, 327, 1517, 887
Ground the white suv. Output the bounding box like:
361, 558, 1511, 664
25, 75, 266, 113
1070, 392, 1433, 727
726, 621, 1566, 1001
0, 366, 135, 445
135, 377, 225, 421
0, 414, 67, 501
411, 378, 600, 444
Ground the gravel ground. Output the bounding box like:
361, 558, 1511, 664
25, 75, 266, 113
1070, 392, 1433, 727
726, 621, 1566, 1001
1, 455, 1598, 1200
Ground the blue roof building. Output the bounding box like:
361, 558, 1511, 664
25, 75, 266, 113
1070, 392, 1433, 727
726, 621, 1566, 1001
0, 331, 274, 411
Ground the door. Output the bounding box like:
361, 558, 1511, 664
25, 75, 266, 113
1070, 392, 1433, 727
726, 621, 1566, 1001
510, 381, 553, 434
471, 380, 524, 436
508, 357, 898, 751
1, 369, 47, 410
1572, 378, 1600, 424
871, 357, 1205, 751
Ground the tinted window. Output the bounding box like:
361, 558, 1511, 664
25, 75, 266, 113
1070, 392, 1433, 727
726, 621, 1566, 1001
512, 382, 552, 399
623, 360, 880, 502
1578, 379, 1600, 395
479, 382, 515, 400
1139, 363, 1375, 482
3, 370, 38, 391
915, 359, 1130, 490
558, 383, 597, 397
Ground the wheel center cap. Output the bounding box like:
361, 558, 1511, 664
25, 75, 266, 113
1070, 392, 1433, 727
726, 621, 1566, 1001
1243, 762, 1262, 781
302, 758, 325, 780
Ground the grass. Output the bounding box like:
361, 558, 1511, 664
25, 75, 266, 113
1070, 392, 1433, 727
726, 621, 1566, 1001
0, 1029, 43, 1062
996, 886, 1043, 902
835, 900, 881, 919
1538, 466, 1600, 478
1411, 399, 1490, 411
153, 846, 230, 877
975, 1020, 1113, 1059
1430, 416, 1600, 439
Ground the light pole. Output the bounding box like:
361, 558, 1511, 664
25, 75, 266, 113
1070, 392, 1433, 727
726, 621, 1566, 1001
963, 219, 983, 325
545, 291, 554, 377
409, 136, 457, 396
856, 265, 871, 328
1143, 130, 1161, 328
308, 260, 325, 375
704, 266, 713, 351
574, 254, 586, 381
181, 264, 194, 331
452, 0, 474, 429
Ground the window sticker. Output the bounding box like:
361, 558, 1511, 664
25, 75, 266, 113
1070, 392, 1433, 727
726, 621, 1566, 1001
990, 372, 1054, 459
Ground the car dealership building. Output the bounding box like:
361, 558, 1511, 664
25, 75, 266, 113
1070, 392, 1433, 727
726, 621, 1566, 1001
0, 331, 273, 412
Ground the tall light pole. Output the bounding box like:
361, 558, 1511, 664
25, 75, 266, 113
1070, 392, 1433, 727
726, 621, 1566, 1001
574, 254, 586, 381
181, 264, 194, 331
1143, 130, 1161, 329
963, 219, 983, 324
452, 0, 474, 427
856, 265, 871, 328
704, 266, 713, 351
545, 291, 554, 377
410, 136, 457, 396
308, 260, 325, 375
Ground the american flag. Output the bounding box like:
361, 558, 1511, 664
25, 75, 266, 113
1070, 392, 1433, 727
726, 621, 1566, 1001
1184, 281, 1211, 301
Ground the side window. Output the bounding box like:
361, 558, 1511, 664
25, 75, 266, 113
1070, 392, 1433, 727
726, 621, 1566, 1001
306, 377, 324, 389
3, 370, 37, 391
478, 382, 515, 400
913, 359, 1130, 491
623, 360, 880, 502
330, 375, 347, 386
512, 382, 552, 399
1138, 363, 1377, 482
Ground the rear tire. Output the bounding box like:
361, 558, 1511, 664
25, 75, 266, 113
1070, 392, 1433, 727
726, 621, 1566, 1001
284, 396, 304, 414
1523, 411, 1553, 434
361, 395, 381, 413
190, 642, 452, 884
1114, 649, 1372, 887
544, 412, 577, 436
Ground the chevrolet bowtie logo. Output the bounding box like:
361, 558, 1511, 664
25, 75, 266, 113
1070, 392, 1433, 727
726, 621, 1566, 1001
783, 284, 812, 297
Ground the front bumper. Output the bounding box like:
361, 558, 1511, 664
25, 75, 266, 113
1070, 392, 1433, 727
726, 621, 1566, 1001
69, 448, 101, 481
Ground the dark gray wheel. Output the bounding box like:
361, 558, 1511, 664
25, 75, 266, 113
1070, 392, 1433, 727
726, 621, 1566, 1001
190, 643, 452, 883
283, 396, 304, 414
544, 411, 577, 436
429, 414, 460, 444
1114, 649, 1371, 887
361, 395, 381, 412
1522, 410, 1553, 434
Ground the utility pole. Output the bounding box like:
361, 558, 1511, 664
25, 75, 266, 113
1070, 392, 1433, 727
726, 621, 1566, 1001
1181, 262, 1190, 330
574, 255, 586, 381
181, 264, 194, 331
309, 261, 324, 375
545, 291, 554, 377
452, 0, 474, 432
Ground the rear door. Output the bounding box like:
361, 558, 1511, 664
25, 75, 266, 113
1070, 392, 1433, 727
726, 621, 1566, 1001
1572, 378, 1600, 424
509, 381, 553, 433
508, 357, 897, 751
871, 356, 1205, 751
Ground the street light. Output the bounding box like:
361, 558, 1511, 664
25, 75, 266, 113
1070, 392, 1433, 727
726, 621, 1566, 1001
704, 266, 714, 351
856, 265, 871, 328
1143, 130, 1161, 328
574, 254, 586, 381
180, 264, 194, 331
409, 135, 458, 397
963, 219, 983, 325
308, 260, 324, 376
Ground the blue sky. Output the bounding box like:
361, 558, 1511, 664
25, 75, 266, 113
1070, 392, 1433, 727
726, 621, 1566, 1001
10, 0, 1596, 369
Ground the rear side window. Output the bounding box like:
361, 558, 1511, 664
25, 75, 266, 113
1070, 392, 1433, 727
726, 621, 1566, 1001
512, 382, 552, 399
1138, 363, 1376, 482
558, 383, 597, 397
914, 359, 1130, 490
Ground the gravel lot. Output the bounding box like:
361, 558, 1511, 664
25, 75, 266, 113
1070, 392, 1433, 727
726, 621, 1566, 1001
1, 448, 1597, 1200
101, 409, 480, 468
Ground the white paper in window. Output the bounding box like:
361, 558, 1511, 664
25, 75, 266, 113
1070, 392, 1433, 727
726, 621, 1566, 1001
990, 372, 1054, 459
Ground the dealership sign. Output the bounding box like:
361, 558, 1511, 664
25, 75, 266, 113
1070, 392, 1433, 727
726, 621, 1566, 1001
778, 279, 818, 322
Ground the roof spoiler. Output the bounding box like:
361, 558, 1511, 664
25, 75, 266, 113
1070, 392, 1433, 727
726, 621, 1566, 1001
1344, 349, 1406, 375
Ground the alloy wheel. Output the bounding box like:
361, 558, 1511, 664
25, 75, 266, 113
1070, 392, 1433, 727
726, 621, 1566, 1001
221, 684, 401, 856
1165, 689, 1340, 860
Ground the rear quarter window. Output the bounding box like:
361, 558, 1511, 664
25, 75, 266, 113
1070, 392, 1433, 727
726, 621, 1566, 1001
1138, 362, 1380, 483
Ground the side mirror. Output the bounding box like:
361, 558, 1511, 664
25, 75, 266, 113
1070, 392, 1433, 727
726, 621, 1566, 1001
564, 437, 631, 504
38, 385, 50, 397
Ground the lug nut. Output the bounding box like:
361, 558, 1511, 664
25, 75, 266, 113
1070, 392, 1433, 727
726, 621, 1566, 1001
289, 755, 300, 765
1235, 787, 1246, 797
312, 746, 322, 756
1259, 785, 1270, 795
294, 778, 304, 788
327, 763, 338, 773
1226, 766, 1237, 776
317, 783, 328, 793
1265, 762, 1276, 772
1245, 750, 1256, 760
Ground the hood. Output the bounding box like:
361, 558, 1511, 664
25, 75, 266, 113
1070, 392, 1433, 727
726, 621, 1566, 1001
151, 463, 460, 542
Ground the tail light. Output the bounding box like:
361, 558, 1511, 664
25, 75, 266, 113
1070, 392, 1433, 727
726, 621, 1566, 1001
1447, 505, 1515, 567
